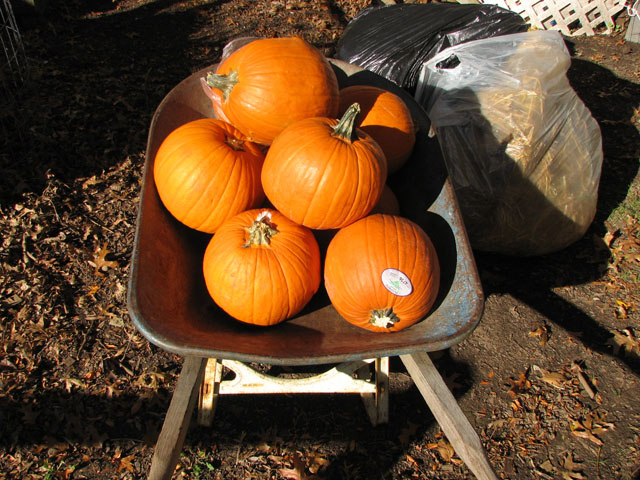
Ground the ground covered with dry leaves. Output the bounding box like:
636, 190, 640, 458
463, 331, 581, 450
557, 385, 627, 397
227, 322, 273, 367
1, 0, 640, 479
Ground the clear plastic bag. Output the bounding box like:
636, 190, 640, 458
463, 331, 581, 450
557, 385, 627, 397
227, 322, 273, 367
415, 31, 603, 256
199, 37, 262, 123
336, 3, 529, 92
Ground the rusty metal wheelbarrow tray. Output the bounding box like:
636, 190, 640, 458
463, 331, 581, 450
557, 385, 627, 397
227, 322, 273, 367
127, 60, 484, 366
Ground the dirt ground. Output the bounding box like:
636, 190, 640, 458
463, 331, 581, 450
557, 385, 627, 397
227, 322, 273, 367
1, 0, 639, 479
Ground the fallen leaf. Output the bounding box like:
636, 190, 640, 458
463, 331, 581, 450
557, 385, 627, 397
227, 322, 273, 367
308, 453, 329, 474
529, 325, 549, 346
406, 454, 419, 466
538, 459, 556, 475
603, 229, 618, 248
588, 412, 616, 434
560, 451, 585, 479
118, 454, 135, 473
437, 438, 455, 463
606, 328, 640, 356
487, 419, 507, 429
570, 415, 613, 447
89, 242, 119, 273
507, 371, 531, 398
571, 428, 603, 446
136, 372, 166, 389
570, 363, 596, 399
540, 371, 567, 389
615, 299, 634, 319
256, 442, 271, 454
563, 451, 581, 470
279, 452, 309, 480
86, 285, 100, 296
61, 465, 76, 479
82, 176, 103, 189
62, 377, 85, 393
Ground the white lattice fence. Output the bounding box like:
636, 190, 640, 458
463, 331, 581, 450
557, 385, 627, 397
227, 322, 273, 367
1, 0, 28, 152
1, 0, 28, 103
482, 0, 626, 35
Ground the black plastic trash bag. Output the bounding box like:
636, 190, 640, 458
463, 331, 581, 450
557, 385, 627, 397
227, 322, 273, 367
336, 3, 529, 92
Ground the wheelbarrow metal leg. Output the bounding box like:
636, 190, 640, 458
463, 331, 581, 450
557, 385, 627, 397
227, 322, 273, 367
400, 352, 498, 480
148, 356, 207, 480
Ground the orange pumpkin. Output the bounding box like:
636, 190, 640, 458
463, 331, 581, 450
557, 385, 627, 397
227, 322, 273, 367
316, 184, 401, 253
203, 209, 321, 326
153, 118, 265, 234
338, 85, 415, 173
324, 214, 440, 333
205, 37, 339, 145
261, 103, 387, 230
371, 184, 401, 216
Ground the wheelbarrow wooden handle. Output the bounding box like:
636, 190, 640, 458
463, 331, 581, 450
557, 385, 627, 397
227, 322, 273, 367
400, 352, 498, 480
148, 356, 207, 480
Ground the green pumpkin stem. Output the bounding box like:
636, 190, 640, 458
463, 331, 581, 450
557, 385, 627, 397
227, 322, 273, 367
243, 211, 278, 248
205, 70, 239, 102
332, 103, 361, 144
369, 308, 400, 329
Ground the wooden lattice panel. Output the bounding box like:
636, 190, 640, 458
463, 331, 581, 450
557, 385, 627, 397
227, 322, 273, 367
482, 0, 626, 35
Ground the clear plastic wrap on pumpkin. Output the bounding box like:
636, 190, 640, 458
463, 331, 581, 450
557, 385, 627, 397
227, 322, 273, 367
203, 36, 339, 145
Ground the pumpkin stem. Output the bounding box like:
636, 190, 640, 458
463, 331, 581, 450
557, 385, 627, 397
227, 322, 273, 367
243, 211, 278, 248
332, 103, 360, 144
369, 308, 400, 329
205, 70, 239, 102
225, 135, 245, 151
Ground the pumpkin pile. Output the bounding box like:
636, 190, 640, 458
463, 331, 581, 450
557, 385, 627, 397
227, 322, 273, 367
153, 37, 440, 332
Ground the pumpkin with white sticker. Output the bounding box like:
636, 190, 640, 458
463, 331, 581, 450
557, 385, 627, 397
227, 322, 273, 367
324, 213, 440, 332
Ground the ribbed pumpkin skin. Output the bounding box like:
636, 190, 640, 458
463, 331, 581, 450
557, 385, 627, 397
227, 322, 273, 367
153, 119, 265, 233
210, 37, 339, 145
324, 214, 440, 333
371, 184, 401, 216
261, 116, 387, 230
203, 209, 321, 326
338, 85, 415, 173
153, 118, 265, 234
314, 185, 400, 254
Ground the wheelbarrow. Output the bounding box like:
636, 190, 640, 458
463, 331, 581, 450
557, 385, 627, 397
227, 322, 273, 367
127, 59, 497, 480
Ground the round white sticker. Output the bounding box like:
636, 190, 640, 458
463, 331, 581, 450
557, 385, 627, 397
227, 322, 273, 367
381, 268, 413, 296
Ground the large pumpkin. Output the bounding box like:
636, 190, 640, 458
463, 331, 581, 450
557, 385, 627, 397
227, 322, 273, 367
205, 37, 339, 145
153, 118, 265, 233
203, 209, 321, 326
261, 103, 388, 230
338, 85, 415, 173
324, 214, 440, 333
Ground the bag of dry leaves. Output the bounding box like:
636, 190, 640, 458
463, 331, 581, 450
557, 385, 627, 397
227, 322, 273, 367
415, 30, 603, 256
